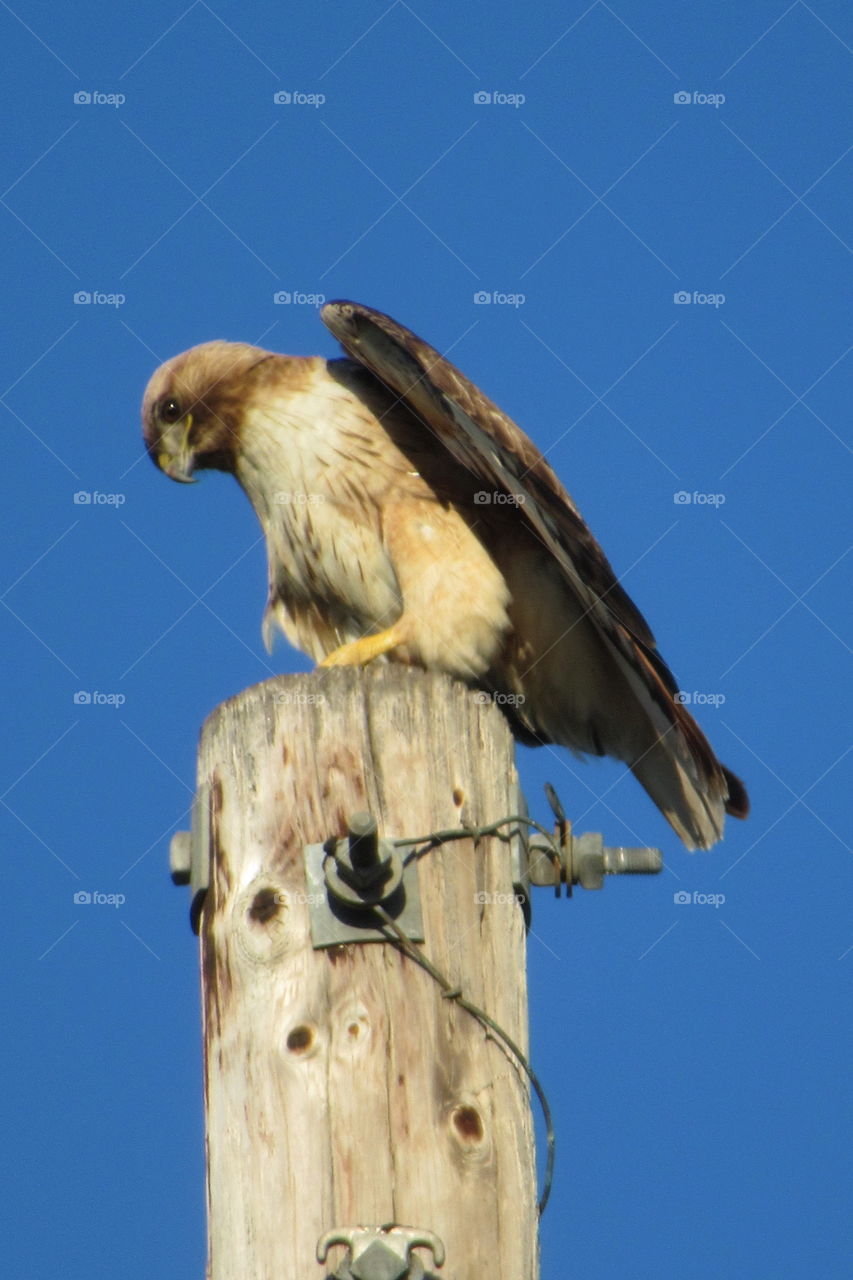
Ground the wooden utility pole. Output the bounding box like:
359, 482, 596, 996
191, 665, 539, 1280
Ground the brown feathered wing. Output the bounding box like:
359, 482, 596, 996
321, 300, 747, 848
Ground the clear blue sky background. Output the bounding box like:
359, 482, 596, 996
2, 2, 851, 1276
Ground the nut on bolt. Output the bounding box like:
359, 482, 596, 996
527, 822, 662, 892
324, 812, 404, 909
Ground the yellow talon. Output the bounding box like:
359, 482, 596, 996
319, 623, 408, 668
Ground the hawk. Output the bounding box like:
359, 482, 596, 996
141, 301, 748, 849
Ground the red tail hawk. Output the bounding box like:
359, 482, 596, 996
141, 301, 748, 848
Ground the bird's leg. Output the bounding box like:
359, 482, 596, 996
319, 621, 408, 668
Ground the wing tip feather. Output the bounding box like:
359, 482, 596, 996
723, 766, 750, 819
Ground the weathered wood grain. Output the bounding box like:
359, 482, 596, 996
197, 665, 538, 1279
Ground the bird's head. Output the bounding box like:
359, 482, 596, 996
141, 341, 277, 483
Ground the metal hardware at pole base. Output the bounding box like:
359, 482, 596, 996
317, 1225, 445, 1280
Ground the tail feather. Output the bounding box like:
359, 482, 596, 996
629, 732, 726, 851
605, 640, 749, 850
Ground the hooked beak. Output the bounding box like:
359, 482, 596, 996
154, 414, 197, 484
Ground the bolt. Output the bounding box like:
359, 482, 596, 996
348, 811, 380, 874
603, 846, 662, 875
170, 831, 191, 885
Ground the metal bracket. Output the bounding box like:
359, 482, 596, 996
169, 785, 210, 933
317, 1225, 445, 1280
304, 813, 424, 949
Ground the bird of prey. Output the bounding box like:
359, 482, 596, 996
142, 301, 747, 849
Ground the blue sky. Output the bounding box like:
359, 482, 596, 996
2, 2, 851, 1276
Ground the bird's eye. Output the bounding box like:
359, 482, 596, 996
159, 398, 183, 424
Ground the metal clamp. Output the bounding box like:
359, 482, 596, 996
317, 1225, 445, 1280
